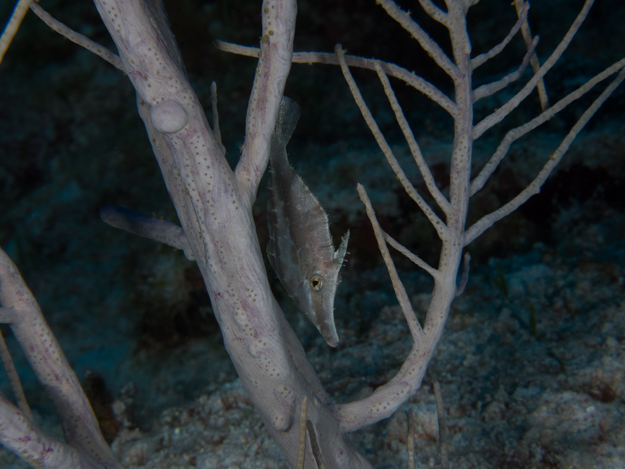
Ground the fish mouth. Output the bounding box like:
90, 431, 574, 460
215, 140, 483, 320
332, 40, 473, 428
300, 294, 340, 347
319, 286, 340, 347
318, 320, 339, 348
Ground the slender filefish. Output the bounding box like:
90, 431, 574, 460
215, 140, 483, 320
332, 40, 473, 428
267, 97, 349, 347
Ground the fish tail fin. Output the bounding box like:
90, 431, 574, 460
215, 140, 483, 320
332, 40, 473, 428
272, 96, 301, 147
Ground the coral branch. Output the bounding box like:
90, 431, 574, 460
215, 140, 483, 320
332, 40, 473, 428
100, 205, 195, 261
0, 248, 121, 468
471, 58, 625, 197
474, 0, 595, 139
466, 67, 625, 245
358, 184, 426, 344
473, 36, 538, 102
377, 0, 459, 79
214, 41, 458, 116
335, 45, 448, 239
374, 62, 452, 215
0, 0, 34, 64
0, 393, 104, 469
234, 0, 297, 203
29, 3, 123, 71
471, 1, 528, 69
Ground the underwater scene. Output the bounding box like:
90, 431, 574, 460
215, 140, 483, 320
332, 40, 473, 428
0, 0, 624, 467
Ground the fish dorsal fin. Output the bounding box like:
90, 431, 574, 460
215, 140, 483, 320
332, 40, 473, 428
334, 230, 350, 267
272, 97, 301, 147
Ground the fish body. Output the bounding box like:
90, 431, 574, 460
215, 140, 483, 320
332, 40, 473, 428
267, 97, 349, 347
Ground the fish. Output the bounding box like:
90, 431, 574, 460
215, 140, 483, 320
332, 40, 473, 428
267, 97, 349, 347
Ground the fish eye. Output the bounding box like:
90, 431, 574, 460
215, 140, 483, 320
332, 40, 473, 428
309, 274, 325, 292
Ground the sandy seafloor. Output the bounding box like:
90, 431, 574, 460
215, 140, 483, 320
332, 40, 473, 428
0, 0, 624, 468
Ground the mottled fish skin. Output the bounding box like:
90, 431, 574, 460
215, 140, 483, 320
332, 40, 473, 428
267, 97, 349, 347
